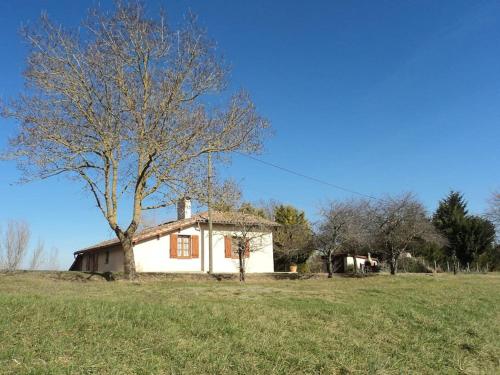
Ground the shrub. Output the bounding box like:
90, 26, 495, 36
297, 263, 310, 273
397, 257, 433, 273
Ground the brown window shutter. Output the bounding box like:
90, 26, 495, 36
224, 236, 232, 258
245, 240, 250, 258
191, 235, 199, 258
170, 234, 178, 258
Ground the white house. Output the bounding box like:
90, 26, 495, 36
69, 199, 278, 274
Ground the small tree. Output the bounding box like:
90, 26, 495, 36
224, 211, 275, 282
373, 193, 442, 275
315, 201, 367, 277
46, 247, 60, 270
2, 220, 31, 271
486, 190, 500, 234
272, 204, 313, 271
2, 2, 269, 279
29, 239, 45, 270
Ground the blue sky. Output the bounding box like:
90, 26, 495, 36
1, 0, 499, 268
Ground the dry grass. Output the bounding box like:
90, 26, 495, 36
0, 272, 499, 374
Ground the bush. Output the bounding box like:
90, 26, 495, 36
297, 263, 310, 273
306, 253, 326, 273
397, 257, 433, 273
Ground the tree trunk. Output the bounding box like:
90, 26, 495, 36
326, 252, 333, 278
389, 256, 396, 275
352, 252, 358, 275
119, 234, 136, 280
239, 252, 245, 282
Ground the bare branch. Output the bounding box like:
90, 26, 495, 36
2, 2, 270, 279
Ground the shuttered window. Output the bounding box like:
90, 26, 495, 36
177, 235, 191, 257
171, 234, 199, 258
225, 236, 250, 258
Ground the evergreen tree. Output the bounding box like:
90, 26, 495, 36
433, 191, 495, 269
459, 216, 496, 264
273, 205, 313, 270
432, 191, 468, 272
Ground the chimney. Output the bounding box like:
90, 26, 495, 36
177, 197, 191, 220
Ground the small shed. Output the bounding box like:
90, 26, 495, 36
332, 253, 379, 273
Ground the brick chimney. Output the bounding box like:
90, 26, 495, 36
177, 197, 191, 220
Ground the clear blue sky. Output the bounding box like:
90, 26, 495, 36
1, 0, 499, 268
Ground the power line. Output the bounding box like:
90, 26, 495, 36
235, 151, 382, 201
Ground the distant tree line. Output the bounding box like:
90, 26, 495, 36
234, 190, 499, 276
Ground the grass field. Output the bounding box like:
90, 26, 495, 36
0, 272, 499, 374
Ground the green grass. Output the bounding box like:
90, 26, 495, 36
0, 272, 499, 374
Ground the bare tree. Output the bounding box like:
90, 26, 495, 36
2, 220, 31, 271
209, 179, 243, 212
371, 193, 443, 275
137, 210, 164, 231
2, 2, 269, 279
29, 239, 45, 270
46, 247, 60, 270
315, 201, 368, 277
220, 211, 276, 282
486, 190, 500, 234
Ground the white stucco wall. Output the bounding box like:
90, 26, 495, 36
344, 256, 377, 270
83, 222, 274, 273
201, 224, 274, 273
133, 226, 203, 273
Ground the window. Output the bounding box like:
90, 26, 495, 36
177, 235, 191, 257
105, 251, 110, 264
